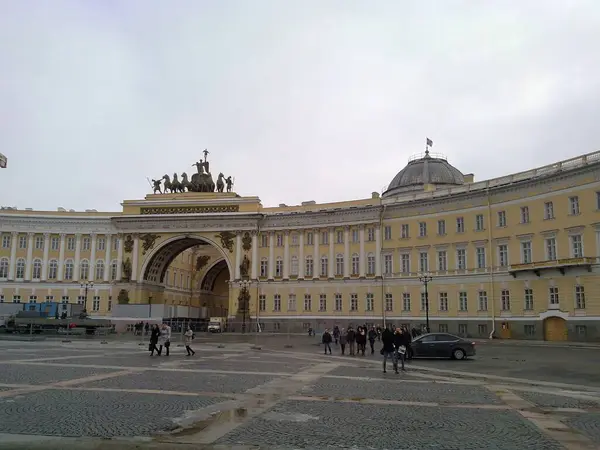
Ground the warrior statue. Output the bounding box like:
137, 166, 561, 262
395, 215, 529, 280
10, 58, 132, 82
151, 179, 162, 194
225, 176, 234, 193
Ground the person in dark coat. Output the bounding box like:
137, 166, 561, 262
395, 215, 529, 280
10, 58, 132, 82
149, 324, 160, 356
322, 329, 333, 354
346, 327, 356, 356
368, 327, 378, 354
393, 327, 411, 372
356, 326, 367, 356
381, 326, 396, 373
339, 328, 347, 355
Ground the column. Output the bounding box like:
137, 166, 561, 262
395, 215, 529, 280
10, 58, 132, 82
312, 228, 319, 279
343, 226, 350, 278
359, 225, 366, 278
283, 231, 290, 279
57, 234, 66, 281
234, 232, 242, 280
89, 233, 97, 282
7, 232, 18, 280
73, 234, 82, 282
298, 231, 305, 279
251, 231, 258, 280
103, 234, 112, 282
116, 234, 123, 280
375, 225, 382, 277
24, 232, 34, 281
41, 233, 50, 281
131, 234, 139, 282
268, 232, 275, 280
328, 228, 334, 278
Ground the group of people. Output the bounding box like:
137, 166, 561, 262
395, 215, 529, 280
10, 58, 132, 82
322, 324, 414, 374
148, 323, 196, 356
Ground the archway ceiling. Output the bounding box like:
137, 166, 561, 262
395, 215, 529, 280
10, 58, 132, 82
144, 238, 211, 283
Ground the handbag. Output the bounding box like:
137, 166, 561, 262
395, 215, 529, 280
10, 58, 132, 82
164, 340, 170, 348
380, 348, 385, 355
398, 345, 407, 355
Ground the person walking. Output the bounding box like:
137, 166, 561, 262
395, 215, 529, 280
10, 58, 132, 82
368, 326, 377, 354
149, 324, 160, 356
184, 326, 196, 356
381, 326, 396, 374
157, 323, 172, 356
322, 329, 333, 354
339, 328, 347, 355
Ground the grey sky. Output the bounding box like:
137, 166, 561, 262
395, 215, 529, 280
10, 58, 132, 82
1, 1, 599, 212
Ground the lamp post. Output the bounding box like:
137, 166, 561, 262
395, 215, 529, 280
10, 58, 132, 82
81, 281, 94, 315
238, 279, 251, 333
418, 273, 433, 333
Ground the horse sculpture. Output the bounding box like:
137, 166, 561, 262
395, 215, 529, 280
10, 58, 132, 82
216, 173, 225, 193
171, 173, 183, 193
162, 174, 174, 193
180, 172, 192, 192
191, 161, 215, 192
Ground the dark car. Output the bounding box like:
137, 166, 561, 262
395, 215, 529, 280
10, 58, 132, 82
410, 333, 476, 360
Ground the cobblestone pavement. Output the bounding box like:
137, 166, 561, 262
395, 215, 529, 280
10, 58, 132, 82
0, 340, 599, 449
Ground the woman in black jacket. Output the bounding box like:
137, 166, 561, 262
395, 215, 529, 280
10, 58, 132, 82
149, 324, 160, 356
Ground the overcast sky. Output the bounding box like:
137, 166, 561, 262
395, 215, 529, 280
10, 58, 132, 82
1, 0, 599, 212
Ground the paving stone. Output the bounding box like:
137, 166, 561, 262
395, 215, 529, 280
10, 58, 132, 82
78, 369, 276, 394
563, 412, 600, 444
0, 389, 222, 437
183, 359, 310, 373
301, 378, 503, 405
517, 391, 600, 409
0, 364, 118, 385
216, 400, 563, 449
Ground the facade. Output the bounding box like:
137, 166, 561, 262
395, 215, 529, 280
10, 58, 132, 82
1, 149, 600, 341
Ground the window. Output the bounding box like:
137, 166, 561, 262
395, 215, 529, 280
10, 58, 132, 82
501, 289, 510, 310
366, 293, 375, 311
258, 295, 266, 312
400, 254, 410, 274
320, 256, 328, 277
29, 295, 37, 303
110, 260, 118, 280
48, 260, 58, 279
80, 260, 90, 280
458, 324, 468, 336
32, 259, 42, 279
420, 292, 427, 311
524, 288, 534, 310
367, 254, 375, 275
92, 296, 100, 312
334, 294, 342, 311
524, 325, 536, 337
476, 247, 486, 269
64, 259, 74, 280
16, 258, 25, 279
456, 248, 466, 270
1, 235, 10, 248
521, 241, 532, 264
576, 325, 586, 337
12, 295, 21, 303
351, 229, 359, 243
569, 196, 580, 215
383, 254, 392, 275
419, 252, 428, 272
307, 232, 313, 245
438, 292, 448, 311
459, 292, 468, 311
97, 238, 105, 251
545, 237, 557, 260
276, 234, 283, 247
401, 224, 409, 239
419, 222, 427, 237
437, 251, 447, 271
570, 235, 583, 258
303, 294, 312, 311
95, 260, 104, 280
336, 230, 343, 244
83, 237, 91, 251
478, 324, 488, 336
273, 294, 281, 311
19, 235, 27, 249
575, 285, 585, 309
478, 291, 488, 311
351, 254, 359, 275
335, 254, 344, 276
321, 231, 328, 245
275, 258, 283, 277
35, 236, 44, 249
287, 294, 296, 311
437, 220, 446, 235
475, 214, 484, 231
291, 233, 298, 246
383, 293, 391, 312
113, 237, 120, 251
319, 294, 327, 311
260, 234, 268, 247
290, 255, 299, 276
497, 211, 506, 227
498, 244, 508, 267
367, 228, 375, 241
438, 324, 448, 333
350, 294, 358, 311
51, 237, 59, 250
520, 206, 530, 223
0, 258, 8, 278
67, 237, 76, 251
549, 286, 559, 305
544, 201, 554, 220
402, 293, 411, 311
305, 256, 313, 277
384, 226, 392, 240
456, 217, 464, 233
108, 297, 112, 311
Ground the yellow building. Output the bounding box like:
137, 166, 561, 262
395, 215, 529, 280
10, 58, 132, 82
1, 148, 599, 341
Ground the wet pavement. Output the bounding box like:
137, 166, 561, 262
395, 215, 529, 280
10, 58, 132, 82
0, 339, 599, 449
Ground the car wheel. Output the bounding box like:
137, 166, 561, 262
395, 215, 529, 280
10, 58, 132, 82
452, 348, 466, 360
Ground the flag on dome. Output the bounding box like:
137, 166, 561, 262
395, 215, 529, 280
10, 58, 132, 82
426, 138, 433, 147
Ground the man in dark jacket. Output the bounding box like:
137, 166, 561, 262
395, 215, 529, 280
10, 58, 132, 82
368, 327, 377, 354
346, 327, 356, 356
381, 326, 396, 373
322, 329, 333, 354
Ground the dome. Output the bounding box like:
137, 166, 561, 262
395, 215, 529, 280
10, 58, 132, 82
383, 150, 465, 197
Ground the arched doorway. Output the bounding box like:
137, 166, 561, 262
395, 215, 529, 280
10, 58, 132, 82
543, 317, 567, 341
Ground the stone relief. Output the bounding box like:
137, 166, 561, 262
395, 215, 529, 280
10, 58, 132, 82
122, 258, 132, 281
196, 255, 211, 271
140, 233, 161, 255
241, 232, 252, 252
216, 231, 235, 252
139, 205, 240, 215
117, 289, 130, 304
123, 235, 134, 253
240, 254, 250, 278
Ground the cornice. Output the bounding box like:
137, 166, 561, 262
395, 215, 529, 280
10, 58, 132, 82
110, 214, 263, 233
0, 215, 115, 233
262, 206, 381, 229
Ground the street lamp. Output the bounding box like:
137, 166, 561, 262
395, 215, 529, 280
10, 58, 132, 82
81, 281, 94, 315
418, 273, 433, 333
238, 279, 252, 333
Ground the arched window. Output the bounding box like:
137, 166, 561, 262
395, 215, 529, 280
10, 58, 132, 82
305, 255, 313, 277
320, 256, 328, 277
0, 258, 8, 278
80, 259, 89, 280
64, 259, 74, 280
275, 257, 283, 277
351, 253, 360, 275
110, 260, 118, 280
367, 253, 376, 275
95, 260, 105, 280
260, 258, 268, 277
16, 258, 26, 279
335, 253, 344, 276
290, 255, 299, 276
32, 259, 42, 279
48, 260, 58, 279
